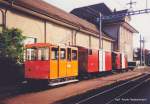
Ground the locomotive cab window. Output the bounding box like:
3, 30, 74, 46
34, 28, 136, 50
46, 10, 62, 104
72, 50, 77, 60
26, 48, 37, 61
51, 47, 58, 60
38, 48, 49, 61
60, 48, 66, 60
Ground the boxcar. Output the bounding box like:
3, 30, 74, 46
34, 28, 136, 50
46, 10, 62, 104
78, 47, 99, 74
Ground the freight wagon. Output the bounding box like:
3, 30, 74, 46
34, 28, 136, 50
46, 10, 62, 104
112, 52, 128, 72
78, 46, 99, 75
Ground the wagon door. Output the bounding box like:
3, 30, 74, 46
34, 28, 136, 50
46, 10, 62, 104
112, 52, 117, 70
66, 48, 72, 77
59, 47, 67, 78
116, 53, 121, 69
71, 48, 78, 77
105, 51, 112, 71
78, 48, 88, 74
50, 46, 59, 79
88, 49, 99, 73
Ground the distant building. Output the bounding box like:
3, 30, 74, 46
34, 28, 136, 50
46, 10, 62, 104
133, 48, 150, 65
71, 3, 138, 61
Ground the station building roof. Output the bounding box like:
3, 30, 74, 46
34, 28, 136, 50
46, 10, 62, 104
1, 0, 115, 41
2, 0, 100, 35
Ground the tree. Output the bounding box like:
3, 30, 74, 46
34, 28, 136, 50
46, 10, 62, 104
0, 28, 26, 85
0, 28, 26, 63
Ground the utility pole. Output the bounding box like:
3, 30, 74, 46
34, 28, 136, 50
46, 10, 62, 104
140, 34, 142, 66
143, 37, 145, 65
86, 7, 103, 49
140, 35, 145, 66
99, 13, 102, 49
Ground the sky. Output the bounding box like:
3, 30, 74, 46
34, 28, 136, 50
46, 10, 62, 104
44, 0, 150, 49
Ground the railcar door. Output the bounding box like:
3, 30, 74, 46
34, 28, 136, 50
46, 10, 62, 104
88, 49, 99, 73
59, 47, 67, 78
71, 48, 78, 77
112, 52, 117, 70
66, 48, 72, 77
78, 48, 88, 74
105, 51, 112, 71
50, 46, 59, 79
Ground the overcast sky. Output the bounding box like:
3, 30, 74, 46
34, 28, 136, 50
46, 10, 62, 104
44, 0, 150, 49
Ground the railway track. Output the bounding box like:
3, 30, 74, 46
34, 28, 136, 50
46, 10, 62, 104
59, 73, 150, 104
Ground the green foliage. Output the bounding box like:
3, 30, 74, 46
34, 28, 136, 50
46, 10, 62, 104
0, 28, 26, 63
0, 28, 26, 85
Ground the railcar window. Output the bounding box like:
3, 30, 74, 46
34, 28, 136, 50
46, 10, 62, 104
26, 48, 37, 60
38, 48, 49, 61
72, 50, 77, 60
51, 48, 58, 60
67, 48, 71, 61
60, 48, 66, 59
26, 49, 30, 60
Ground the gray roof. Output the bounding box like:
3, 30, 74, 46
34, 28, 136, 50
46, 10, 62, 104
71, 3, 138, 33
71, 3, 129, 25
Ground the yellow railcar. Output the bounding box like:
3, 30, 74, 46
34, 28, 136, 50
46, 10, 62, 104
25, 43, 78, 86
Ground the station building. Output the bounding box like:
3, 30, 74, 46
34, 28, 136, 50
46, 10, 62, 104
0, 0, 137, 61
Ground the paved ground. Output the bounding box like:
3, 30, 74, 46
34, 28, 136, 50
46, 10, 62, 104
58, 73, 150, 104
0, 67, 149, 104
